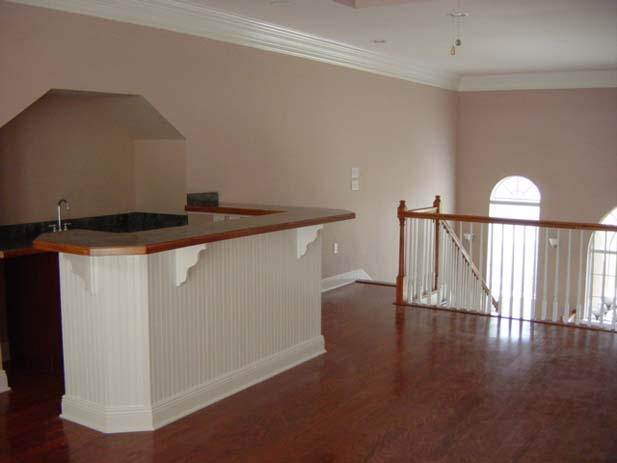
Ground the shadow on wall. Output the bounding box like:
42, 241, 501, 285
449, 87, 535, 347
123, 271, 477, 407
0, 89, 187, 225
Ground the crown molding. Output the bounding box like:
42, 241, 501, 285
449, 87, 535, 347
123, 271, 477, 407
9, 0, 459, 90
459, 70, 617, 92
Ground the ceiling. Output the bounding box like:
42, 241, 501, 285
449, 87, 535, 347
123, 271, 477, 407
194, 0, 617, 76
9, 0, 617, 90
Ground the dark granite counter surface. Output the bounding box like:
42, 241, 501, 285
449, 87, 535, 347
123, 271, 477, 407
0, 212, 188, 259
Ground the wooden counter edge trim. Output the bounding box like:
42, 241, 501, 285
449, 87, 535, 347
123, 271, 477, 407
33, 211, 356, 256
0, 246, 49, 259
185, 205, 282, 216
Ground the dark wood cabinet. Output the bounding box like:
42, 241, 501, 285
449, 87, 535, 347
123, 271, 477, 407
2, 252, 63, 373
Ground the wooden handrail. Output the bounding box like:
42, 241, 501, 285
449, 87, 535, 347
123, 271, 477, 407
408, 206, 438, 213
403, 211, 617, 233
440, 220, 499, 311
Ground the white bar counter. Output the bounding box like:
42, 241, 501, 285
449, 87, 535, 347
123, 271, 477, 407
33, 204, 354, 433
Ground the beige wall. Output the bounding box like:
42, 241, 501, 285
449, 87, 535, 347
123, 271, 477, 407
457, 88, 617, 223
0, 2, 458, 281
0, 94, 136, 224
135, 140, 187, 215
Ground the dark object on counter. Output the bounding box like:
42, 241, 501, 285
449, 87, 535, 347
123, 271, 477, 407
187, 192, 219, 207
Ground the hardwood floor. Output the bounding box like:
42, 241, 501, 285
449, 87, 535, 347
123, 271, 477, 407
1, 283, 616, 463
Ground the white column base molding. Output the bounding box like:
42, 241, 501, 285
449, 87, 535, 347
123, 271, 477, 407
0, 369, 9, 393
321, 269, 372, 293
61, 397, 155, 433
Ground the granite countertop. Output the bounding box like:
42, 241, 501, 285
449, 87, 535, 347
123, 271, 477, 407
0, 212, 188, 259
33, 203, 355, 257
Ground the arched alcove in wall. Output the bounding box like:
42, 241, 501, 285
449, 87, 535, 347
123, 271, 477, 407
0, 89, 187, 225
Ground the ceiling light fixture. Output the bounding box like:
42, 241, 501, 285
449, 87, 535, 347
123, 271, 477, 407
447, 5, 468, 56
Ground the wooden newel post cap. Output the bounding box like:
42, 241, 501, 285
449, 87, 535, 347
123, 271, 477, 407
397, 200, 407, 218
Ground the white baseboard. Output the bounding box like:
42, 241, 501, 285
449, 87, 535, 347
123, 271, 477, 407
321, 269, 372, 293
61, 336, 325, 433
152, 335, 325, 430
0, 369, 9, 394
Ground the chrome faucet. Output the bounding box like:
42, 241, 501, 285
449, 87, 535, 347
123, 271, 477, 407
57, 199, 70, 231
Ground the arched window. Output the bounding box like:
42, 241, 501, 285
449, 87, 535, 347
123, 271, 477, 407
487, 176, 541, 319
586, 208, 617, 326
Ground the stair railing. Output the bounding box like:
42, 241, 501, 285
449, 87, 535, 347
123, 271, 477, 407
396, 196, 617, 332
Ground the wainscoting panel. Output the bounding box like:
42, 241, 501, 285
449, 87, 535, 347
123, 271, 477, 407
57, 229, 324, 432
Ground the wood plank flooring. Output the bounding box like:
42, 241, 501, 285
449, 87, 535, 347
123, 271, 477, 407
1, 283, 616, 462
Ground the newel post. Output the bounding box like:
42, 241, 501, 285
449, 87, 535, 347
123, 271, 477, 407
396, 200, 407, 305
433, 195, 441, 291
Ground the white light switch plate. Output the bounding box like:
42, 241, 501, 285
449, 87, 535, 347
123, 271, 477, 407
351, 179, 360, 191
351, 167, 360, 179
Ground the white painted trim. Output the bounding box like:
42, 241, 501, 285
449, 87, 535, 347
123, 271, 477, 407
62, 253, 98, 294
61, 397, 154, 433
8, 0, 458, 90
174, 244, 207, 286
0, 369, 9, 394
321, 268, 372, 293
152, 335, 325, 430
61, 336, 325, 433
459, 70, 617, 92
297, 225, 323, 259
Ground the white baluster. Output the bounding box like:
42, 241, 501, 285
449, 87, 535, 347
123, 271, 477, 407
520, 225, 527, 320
611, 250, 617, 331
405, 217, 412, 303
499, 223, 505, 316
587, 234, 595, 325
564, 229, 572, 323
479, 223, 486, 313
509, 224, 516, 318
487, 224, 495, 314
452, 237, 461, 308
531, 227, 539, 320
576, 229, 584, 326
450, 232, 455, 306
419, 219, 426, 298
552, 229, 560, 322
541, 229, 549, 321
428, 220, 434, 294
600, 230, 608, 327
